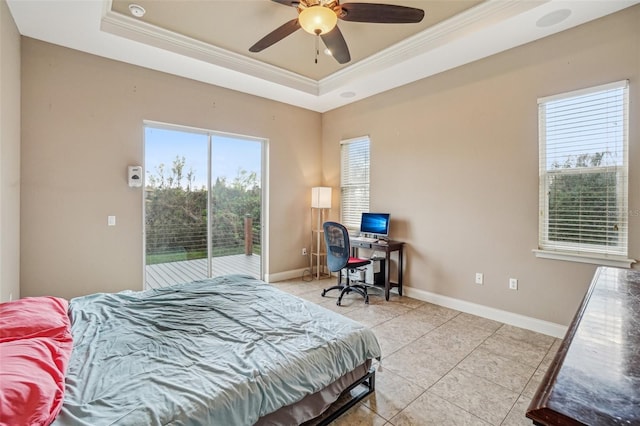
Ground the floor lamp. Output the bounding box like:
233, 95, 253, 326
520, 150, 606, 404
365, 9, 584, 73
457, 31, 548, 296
311, 187, 332, 279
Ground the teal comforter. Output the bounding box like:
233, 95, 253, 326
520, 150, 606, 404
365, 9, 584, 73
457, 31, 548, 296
53, 275, 381, 425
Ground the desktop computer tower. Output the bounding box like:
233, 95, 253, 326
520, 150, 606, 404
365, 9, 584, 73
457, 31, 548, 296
365, 258, 385, 286
343, 258, 384, 286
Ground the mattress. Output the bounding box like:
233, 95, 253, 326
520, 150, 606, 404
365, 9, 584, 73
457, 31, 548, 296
52, 274, 381, 425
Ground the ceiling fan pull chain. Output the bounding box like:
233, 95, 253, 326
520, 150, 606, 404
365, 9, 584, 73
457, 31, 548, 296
314, 34, 319, 64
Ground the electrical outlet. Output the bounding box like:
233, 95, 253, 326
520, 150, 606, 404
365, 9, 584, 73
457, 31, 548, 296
509, 278, 518, 290
475, 273, 483, 285
301, 248, 307, 256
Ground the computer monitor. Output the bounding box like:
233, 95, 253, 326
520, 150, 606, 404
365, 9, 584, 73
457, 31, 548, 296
359, 213, 390, 238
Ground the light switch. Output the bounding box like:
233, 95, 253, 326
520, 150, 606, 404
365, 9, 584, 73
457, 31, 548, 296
108, 216, 116, 226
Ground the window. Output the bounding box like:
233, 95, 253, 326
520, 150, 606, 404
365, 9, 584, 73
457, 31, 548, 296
537, 80, 630, 265
341, 136, 370, 230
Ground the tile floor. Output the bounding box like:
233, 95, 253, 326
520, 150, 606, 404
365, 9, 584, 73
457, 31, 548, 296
271, 278, 561, 426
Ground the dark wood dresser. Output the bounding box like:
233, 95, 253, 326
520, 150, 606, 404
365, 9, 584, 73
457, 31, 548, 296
527, 266, 640, 425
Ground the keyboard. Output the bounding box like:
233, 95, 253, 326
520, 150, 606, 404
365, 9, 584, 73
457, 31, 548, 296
353, 236, 378, 243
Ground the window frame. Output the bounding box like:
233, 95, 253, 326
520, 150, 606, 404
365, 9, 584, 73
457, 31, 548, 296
340, 136, 370, 231
534, 80, 634, 267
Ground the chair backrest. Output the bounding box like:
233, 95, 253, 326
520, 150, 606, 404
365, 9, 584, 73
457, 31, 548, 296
323, 221, 350, 272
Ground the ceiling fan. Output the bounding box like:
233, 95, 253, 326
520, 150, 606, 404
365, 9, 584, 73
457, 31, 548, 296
249, 0, 425, 64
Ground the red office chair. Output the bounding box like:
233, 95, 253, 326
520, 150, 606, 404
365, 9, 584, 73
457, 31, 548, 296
321, 221, 371, 305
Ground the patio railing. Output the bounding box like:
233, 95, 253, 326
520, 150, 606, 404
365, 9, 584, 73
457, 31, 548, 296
146, 217, 260, 265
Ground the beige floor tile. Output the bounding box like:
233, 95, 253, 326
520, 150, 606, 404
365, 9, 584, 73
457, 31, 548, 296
374, 333, 409, 358
457, 347, 536, 393
362, 368, 427, 421
299, 289, 341, 305
343, 304, 411, 328
367, 299, 413, 313
426, 322, 494, 355
446, 312, 503, 333
522, 367, 547, 399
313, 298, 361, 315
318, 289, 370, 308
538, 339, 562, 370
273, 279, 560, 426
312, 279, 346, 293
371, 313, 434, 345
275, 281, 321, 296
367, 292, 426, 310
430, 368, 519, 425
495, 325, 556, 349
310, 287, 376, 307
382, 335, 467, 388
402, 302, 460, 328
331, 403, 388, 426
390, 391, 491, 426
502, 395, 535, 426
479, 334, 549, 368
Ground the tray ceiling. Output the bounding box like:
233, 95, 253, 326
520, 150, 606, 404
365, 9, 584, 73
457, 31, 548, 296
7, 0, 640, 112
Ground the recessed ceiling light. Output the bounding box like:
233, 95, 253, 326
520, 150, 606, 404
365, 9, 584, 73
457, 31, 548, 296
340, 91, 356, 98
536, 9, 571, 28
128, 4, 146, 18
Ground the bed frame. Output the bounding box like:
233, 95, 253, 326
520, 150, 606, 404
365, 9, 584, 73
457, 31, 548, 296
256, 362, 377, 425
316, 367, 376, 425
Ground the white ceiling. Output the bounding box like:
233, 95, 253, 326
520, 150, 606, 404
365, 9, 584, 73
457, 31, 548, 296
7, 0, 640, 112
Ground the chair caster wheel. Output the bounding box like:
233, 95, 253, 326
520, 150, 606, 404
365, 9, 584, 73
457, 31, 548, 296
336, 300, 341, 306
365, 298, 370, 304
321, 290, 326, 297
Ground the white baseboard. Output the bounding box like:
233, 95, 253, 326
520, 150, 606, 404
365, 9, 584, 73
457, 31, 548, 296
262, 274, 567, 338
404, 286, 567, 338
264, 268, 307, 283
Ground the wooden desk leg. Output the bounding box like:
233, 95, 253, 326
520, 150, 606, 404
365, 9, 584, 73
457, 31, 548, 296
398, 246, 403, 296
385, 250, 391, 301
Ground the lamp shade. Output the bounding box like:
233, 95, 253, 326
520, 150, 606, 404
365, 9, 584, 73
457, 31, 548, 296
299, 6, 338, 35
311, 187, 332, 209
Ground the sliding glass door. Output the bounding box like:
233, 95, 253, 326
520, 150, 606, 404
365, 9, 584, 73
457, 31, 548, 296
143, 123, 263, 289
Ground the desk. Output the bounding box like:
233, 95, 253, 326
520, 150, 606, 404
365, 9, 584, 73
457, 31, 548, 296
350, 238, 405, 301
526, 266, 640, 425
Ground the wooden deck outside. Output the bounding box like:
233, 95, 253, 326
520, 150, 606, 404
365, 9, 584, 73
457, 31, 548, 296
145, 254, 261, 289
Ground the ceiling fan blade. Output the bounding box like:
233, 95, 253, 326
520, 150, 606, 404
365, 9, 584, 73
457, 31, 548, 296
340, 3, 425, 23
271, 0, 300, 6
321, 26, 351, 64
249, 19, 301, 53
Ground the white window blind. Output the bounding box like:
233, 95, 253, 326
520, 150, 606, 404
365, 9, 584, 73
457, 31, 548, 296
341, 137, 370, 230
538, 80, 629, 258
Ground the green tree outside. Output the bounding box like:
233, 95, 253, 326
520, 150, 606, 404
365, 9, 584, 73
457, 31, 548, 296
547, 152, 619, 247
145, 156, 261, 264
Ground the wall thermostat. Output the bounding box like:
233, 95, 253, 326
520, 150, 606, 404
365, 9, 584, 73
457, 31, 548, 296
128, 166, 143, 188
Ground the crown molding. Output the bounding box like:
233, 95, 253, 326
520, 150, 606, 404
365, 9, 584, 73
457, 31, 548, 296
318, 0, 544, 94
100, 4, 319, 96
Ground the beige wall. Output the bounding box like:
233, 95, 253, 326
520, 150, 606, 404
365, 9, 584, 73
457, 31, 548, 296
20, 38, 321, 300
0, 0, 21, 302
322, 6, 640, 326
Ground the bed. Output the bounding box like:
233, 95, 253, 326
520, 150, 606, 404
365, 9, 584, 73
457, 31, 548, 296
0, 274, 381, 425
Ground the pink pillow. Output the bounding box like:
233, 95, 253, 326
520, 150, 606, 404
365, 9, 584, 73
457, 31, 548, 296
0, 337, 72, 426
0, 297, 73, 426
0, 297, 69, 343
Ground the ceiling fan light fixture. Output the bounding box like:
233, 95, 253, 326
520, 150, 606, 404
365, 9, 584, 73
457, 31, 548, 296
299, 6, 338, 35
